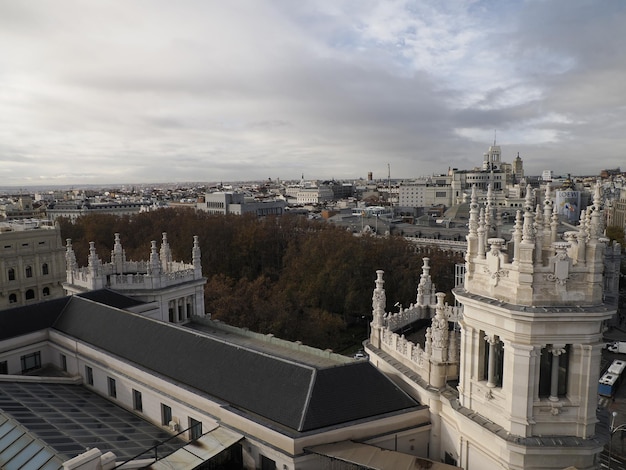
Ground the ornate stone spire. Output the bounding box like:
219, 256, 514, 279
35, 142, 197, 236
160, 232, 172, 272
485, 184, 494, 236
148, 240, 161, 275
468, 185, 479, 236
466, 185, 480, 259
589, 179, 604, 241
372, 270, 386, 328
550, 204, 559, 244
512, 210, 523, 264
522, 188, 536, 244
543, 184, 553, 227
534, 204, 544, 263
429, 293, 449, 363
88, 242, 97, 267
416, 257, 434, 306
111, 233, 125, 273
87, 241, 101, 276
192, 235, 202, 273
478, 207, 486, 258
65, 238, 77, 270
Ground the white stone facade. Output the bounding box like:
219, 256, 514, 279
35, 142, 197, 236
0, 220, 66, 309
367, 180, 621, 469
64, 232, 206, 322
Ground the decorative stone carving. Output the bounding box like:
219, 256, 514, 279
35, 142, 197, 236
546, 242, 571, 286
484, 238, 508, 286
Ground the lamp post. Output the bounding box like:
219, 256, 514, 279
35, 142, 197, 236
610, 411, 626, 470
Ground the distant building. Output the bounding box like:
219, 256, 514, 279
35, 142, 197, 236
0, 195, 44, 220
542, 169, 554, 181
0, 219, 66, 309
46, 200, 149, 221
399, 145, 526, 212
512, 152, 524, 181
197, 192, 286, 216
295, 186, 334, 205
398, 177, 454, 208
607, 187, 626, 231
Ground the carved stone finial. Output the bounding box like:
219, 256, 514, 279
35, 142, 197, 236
468, 185, 479, 236
65, 238, 77, 269
160, 232, 173, 271
192, 235, 202, 271
372, 270, 386, 327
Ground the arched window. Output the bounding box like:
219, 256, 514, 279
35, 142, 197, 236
8, 268, 15, 281
9, 293, 17, 303
25, 289, 35, 300
25, 266, 33, 278
42, 263, 49, 275
43, 287, 50, 297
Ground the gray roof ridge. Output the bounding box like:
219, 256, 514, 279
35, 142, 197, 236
64, 295, 319, 372
298, 368, 318, 431
184, 323, 320, 373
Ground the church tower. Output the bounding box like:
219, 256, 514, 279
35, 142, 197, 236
453, 181, 620, 469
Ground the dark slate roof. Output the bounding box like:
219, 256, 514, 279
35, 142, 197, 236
302, 361, 417, 431
76, 288, 145, 309
0, 297, 69, 341
52, 297, 419, 432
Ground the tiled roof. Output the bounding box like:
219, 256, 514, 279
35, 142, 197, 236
53, 296, 419, 432
0, 297, 69, 341
76, 289, 145, 309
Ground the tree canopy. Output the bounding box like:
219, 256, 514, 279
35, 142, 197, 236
59, 209, 463, 351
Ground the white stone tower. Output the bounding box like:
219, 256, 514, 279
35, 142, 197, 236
482, 144, 502, 171
454, 181, 620, 469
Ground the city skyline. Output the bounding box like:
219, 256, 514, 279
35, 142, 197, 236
1, 0, 625, 186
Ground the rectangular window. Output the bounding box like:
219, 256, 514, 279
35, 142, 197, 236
189, 417, 202, 440
0, 361, 7, 374
60, 354, 67, 372
133, 389, 143, 412
261, 455, 276, 470
85, 366, 94, 385
20, 352, 41, 373
107, 377, 117, 398
161, 403, 172, 426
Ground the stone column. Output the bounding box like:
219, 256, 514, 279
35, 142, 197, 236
549, 344, 566, 402
485, 334, 498, 388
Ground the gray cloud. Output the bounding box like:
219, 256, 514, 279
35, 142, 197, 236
0, 0, 625, 186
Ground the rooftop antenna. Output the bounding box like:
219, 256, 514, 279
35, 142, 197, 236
494, 129, 497, 146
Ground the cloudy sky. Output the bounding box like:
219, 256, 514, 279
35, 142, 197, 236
1, 0, 625, 186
